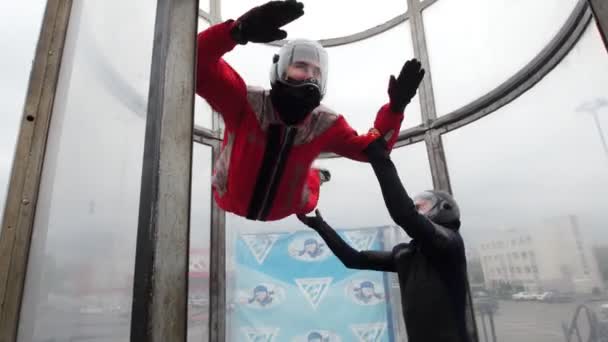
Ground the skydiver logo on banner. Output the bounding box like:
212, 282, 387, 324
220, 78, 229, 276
292, 330, 342, 342
295, 277, 332, 309
345, 279, 385, 305
235, 282, 286, 309
350, 323, 387, 342
288, 235, 330, 262
344, 230, 377, 251
242, 327, 280, 342
241, 234, 282, 264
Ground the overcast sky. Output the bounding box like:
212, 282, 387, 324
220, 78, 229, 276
1, 0, 608, 285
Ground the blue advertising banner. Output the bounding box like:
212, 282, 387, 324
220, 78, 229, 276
232, 227, 393, 342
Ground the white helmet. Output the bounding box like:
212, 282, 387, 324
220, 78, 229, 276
270, 39, 328, 99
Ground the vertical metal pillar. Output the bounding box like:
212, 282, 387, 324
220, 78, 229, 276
406, 0, 453, 193
407, 0, 479, 341
206, 0, 227, 340
208, 139, 226, 342
130, 0, 198, 340
0, 1, 73, 341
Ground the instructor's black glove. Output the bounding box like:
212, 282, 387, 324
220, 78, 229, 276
230, 0, 304, 44
388, 58, 425, 113
363, 136, 390, 162
297, 209, 326, 232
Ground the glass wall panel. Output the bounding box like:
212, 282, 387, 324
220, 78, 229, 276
424, 0, 579, 116
224, 143, 431, 341
221, 0, 408, 40
16, 1, 156, 340
0, 0, 46, 231
313, 142, 432, 229
187, 143, 212, 342
444, 24, 608, 342
321, 23, 421, 132
200, 0, 210, 13
222, 23, 420, 134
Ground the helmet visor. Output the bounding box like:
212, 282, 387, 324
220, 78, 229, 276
276, 40, 328, 95
413, 191, 439, 216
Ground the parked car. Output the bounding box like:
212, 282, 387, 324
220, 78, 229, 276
512, 291, 537, 301
535, 291, 552, 301
596, 304, 608, 341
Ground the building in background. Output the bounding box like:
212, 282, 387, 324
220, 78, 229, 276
465, 247, 485, 287
477, 215, 603, 294
593, 245, 608, 284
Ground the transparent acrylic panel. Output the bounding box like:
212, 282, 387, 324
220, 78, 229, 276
0, 0, 46, 231
196, 18, 213, 129
200, 0, 209, 13
16, 1, 156, 341
314, 143, 432, 229
225, 143, 431, 341
322, 23, 421, 132
222, 41, 276, 89
223, 22, 421, 134
221, 0, 408, 40
188, 143, 212, 342
424, 0, 579, 116
443, 24, 608, 342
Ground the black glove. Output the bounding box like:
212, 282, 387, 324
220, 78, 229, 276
388, 58, 425, 113
364, 137, 390, 162
297, 209, 326, 231
230, 0, 304, 44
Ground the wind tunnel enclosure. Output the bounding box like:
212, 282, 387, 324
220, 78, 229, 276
1, 0, 608, 341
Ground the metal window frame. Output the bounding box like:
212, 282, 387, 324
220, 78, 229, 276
400, 0, 592, 140
190, 136, 224, 342
201, 138, 226, 342
203, 1, 227, 341
198, 0, 439, 47
196, 0, 591, 148
0, 1, 73, 340
196, 1, 593, 341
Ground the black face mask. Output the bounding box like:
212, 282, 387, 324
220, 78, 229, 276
270, 81, 321, 126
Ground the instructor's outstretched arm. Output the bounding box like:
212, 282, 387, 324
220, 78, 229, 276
298, 210, 395, 272
364, 139, 460, 253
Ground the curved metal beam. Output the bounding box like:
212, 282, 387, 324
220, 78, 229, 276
317, 125, 426, 159
198, 9, 213, 24
198, 11, 411, 48
197, 0, 445, 48
395, 0, 591, 144
421, 0, 439, 11
266, 12, 410, 48
194, 0, 590, 155
194, 125, 221, 140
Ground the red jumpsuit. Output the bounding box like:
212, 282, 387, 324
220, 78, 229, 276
197, 21, 405, 221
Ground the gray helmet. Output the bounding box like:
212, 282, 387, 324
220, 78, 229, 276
413, 190, 460, 228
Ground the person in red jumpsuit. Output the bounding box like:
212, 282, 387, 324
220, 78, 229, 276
196, 0, 425, 221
